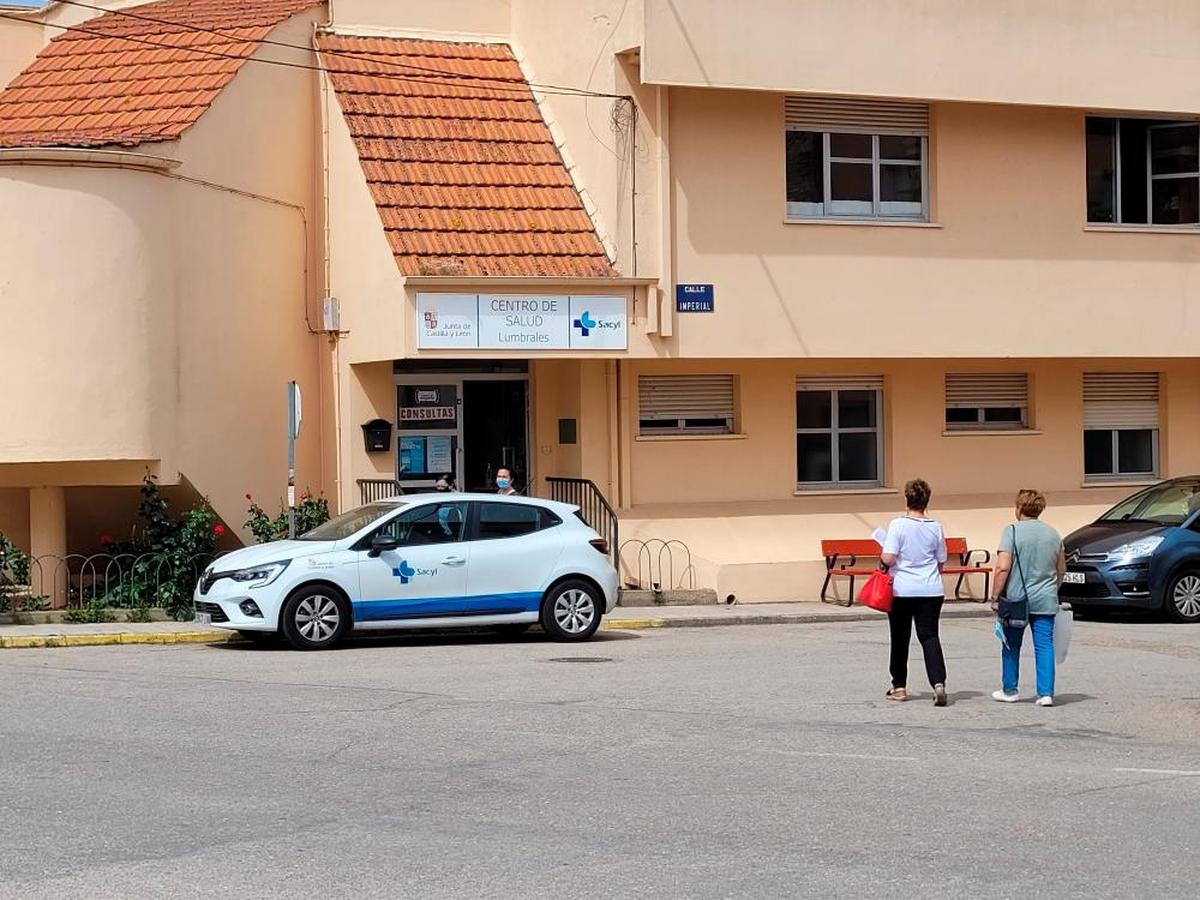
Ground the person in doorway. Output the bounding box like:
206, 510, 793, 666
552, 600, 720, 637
495, 467, 518, 495
880, 479, 949, 706
990, 489, 1065, 707
434, 474, 456, 492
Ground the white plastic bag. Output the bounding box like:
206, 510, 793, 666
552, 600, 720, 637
1054, 605, 1073, 664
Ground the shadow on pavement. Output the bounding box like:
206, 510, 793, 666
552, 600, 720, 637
212, 628, 641, 652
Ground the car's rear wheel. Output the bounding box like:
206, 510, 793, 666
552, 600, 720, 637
540, 579, 601, 642
1165, 570, 1200, 623
280, 585, 350, 650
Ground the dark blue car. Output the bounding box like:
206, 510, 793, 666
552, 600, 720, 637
1062, 477, 1200, 623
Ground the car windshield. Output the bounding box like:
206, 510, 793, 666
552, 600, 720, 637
1098, 480, 1200, 526
296, 503, 397, 541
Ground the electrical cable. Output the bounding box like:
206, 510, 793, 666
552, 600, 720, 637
35, 1, 630, 100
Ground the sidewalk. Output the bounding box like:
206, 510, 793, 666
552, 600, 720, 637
0, 602, 993, 649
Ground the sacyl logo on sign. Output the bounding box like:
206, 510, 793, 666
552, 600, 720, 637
393, 560, 436, 585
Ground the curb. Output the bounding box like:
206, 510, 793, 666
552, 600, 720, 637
603, 606, 992, 631
0, 630, 236, 649
0, 606, 992, 648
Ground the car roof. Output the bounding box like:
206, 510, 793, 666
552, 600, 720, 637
374, 492, 579, 514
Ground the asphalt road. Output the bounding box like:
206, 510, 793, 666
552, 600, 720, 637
1, 615, 1199, 899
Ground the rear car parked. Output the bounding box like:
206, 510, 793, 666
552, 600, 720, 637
193, 493, 618, 649
1061, 477, 1200, 622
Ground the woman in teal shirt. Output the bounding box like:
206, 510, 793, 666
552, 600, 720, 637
989, 489, 1066, 706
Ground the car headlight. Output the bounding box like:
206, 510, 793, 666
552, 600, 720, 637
1107, 536, 1164, 563
225, 561, 290, 587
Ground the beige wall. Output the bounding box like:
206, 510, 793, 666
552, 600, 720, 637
331, 0, 509, 34
643, 0, 1200, 114
622, 358, 1200, 509
0, 17, 40, 88
0, 10, 326, 544
665, 95, 1200, 359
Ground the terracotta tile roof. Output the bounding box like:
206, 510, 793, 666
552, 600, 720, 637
317, 35, 617, 279
0, 0, 320, 148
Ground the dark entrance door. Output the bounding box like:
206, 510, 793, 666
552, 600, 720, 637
462, 380, 528, 493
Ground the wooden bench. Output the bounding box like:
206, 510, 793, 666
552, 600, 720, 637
820, 538, 992, 607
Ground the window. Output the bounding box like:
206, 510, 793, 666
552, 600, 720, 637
375, 502, 466, 546
1083, 373, 1160, 479
638, 375, 735, 435
795, 377, 883, 487
474, 502, 547, 540
945, 373, 1029, 431
785, 96, 929, 221
1086, 117, 1200, 226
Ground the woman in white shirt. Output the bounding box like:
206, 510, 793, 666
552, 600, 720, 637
879, 479, 949, 706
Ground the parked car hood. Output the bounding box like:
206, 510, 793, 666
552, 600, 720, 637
1064, 521, 1172, 556
209, 540, 336, 571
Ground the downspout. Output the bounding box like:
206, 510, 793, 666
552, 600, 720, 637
315, 13, 345, 512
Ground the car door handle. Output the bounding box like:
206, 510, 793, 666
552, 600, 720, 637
441, 556, 466, 567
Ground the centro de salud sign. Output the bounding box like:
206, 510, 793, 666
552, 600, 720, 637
417, 293, 628, 350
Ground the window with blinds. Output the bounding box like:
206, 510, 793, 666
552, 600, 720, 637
945, 373, 1029, 430
785, 96, 930, 221
638, 375, 735, 435
1082, 373, 1160, 478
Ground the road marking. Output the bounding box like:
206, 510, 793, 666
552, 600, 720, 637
772, 750, 917, 763
1113, 767, 1200, 777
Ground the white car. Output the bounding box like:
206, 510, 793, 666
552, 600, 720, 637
193, 493, 618, 650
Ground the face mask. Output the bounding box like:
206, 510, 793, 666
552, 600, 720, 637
496, 477, 511, 489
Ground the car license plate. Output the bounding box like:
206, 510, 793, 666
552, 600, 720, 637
195, 612, 212, 626
1062, 572, 1086, 585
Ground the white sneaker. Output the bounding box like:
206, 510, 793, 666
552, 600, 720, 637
1035, 696, 1054, 707
991, 690, 1020, 703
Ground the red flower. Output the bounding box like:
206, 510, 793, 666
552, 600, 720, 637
245, 492, 253, 501
213, 524, 227, 537
300, 492, 309, 501
99, 534, 114, 546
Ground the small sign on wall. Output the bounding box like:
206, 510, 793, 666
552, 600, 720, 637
675, 283, 714, 313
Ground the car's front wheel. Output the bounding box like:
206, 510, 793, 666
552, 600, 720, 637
280, 585, 350, 650
540, 579, 602, 642
1165, 570, 1200, 623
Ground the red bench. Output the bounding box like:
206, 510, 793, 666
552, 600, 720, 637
820, 538, 992, 607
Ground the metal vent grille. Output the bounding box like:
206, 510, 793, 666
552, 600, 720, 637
785, 96, 929, 135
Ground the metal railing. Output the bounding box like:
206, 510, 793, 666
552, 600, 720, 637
357, 478, 403, 504
1, 552, 216, 611
618, 538, 696, 592
545, 477, 618, 562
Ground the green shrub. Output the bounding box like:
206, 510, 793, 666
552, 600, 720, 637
64, 600, 115, 624
125, 605, 153, 624
0, 594, 11, 614
244, 491, 331, 543
0, 531, 29, 586
20, 595, 50, 612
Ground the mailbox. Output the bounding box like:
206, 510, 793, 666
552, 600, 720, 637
361, 419, 393, 453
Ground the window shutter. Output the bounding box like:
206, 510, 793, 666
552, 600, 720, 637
945, 373, 1028, 409
639, 375, 734, 421
1083, 373, 1160, 429
795, 375, 884, 392
785, 96, 929, 135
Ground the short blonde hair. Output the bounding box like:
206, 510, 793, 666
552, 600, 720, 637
1016, 489, 1046, 518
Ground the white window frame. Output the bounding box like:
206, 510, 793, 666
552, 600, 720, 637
1084, 429, 1160, 480
795, 382, 884, 488
1087, 116, 1200, 226
1082, 372, 1161, 481
786, 131, 929, 222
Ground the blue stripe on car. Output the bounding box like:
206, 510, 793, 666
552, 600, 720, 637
352, 592, 542, 622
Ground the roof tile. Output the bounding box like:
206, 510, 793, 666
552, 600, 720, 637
0, 0, 320, 148
317, 34, 616, 279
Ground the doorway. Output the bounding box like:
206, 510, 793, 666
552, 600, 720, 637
462, 380, 528, 492
394, 368, 529, 494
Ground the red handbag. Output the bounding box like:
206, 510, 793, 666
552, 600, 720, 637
858, 570, 894, 613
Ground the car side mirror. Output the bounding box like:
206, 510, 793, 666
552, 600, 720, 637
368, 534, 401, 558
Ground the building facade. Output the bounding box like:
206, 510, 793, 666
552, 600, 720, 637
2, 0, 1200, 601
